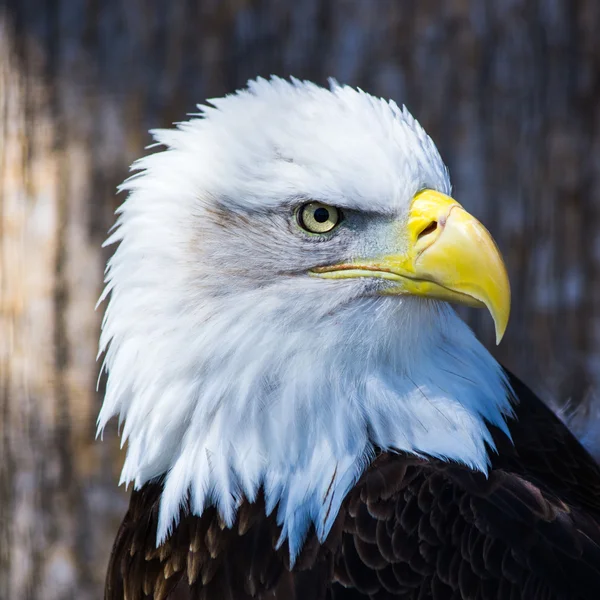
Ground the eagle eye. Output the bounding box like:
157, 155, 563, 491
298, 202, 341, 234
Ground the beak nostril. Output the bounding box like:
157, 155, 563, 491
417, 221, 438, 240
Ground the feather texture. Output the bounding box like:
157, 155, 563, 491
105, 372, 600, 599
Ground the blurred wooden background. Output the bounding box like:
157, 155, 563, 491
1, 1, 600, 597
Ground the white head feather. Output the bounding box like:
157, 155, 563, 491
98, 77, 513, 561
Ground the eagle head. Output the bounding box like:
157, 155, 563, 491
98, 77, 513, 561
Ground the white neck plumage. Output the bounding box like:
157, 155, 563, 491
98, 278, 513, 562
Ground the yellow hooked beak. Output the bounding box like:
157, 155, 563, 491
312, 190, 510, 344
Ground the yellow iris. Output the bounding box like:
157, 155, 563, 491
298, 202, 341, 234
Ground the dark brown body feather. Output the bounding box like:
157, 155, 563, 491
105, 372, 600, 599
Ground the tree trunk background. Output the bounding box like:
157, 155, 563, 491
1, 1, 599, 597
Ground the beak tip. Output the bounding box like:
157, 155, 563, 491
490, 277, 511, 346
493, 312, 509, 345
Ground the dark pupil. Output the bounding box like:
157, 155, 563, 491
313, 207, 330, 223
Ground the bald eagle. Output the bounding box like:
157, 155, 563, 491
98, 78, 600, 600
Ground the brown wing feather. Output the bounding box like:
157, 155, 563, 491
106, 370, 600, 599
105, 486, 336, 600
329, 371, 600, 600
333, 456, 600, 599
